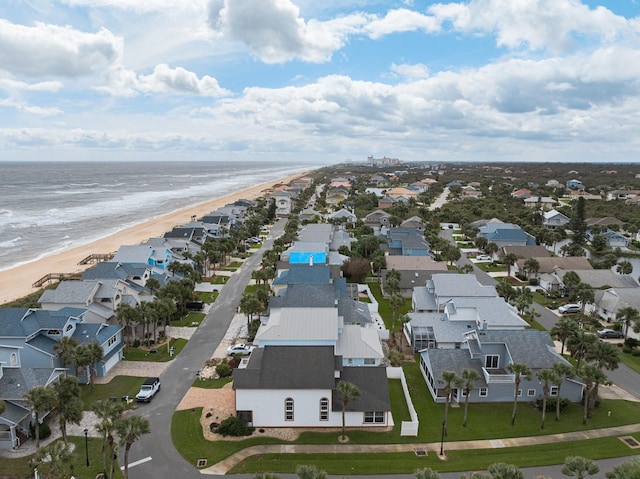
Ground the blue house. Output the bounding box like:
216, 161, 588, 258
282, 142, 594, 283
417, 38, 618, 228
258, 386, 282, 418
384, 227, 431, 256
477, 222, 536, 248
566, 179, 584, 189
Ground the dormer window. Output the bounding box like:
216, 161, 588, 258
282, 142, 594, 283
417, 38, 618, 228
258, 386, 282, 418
48, 329, 61, 336
65, 324, 73, 332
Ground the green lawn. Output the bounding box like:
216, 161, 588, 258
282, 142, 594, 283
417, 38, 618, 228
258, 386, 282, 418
171, 361, 640, 473
191, 377, 233, 389
196, 290, 218, 303
172, 312, 205, 327
368, 283, 412, 329
79, 375, 145, 410
617, 349, 640, 374
210, 276, 229, 284
0, 437, 124, 479
123, 338, 187, 362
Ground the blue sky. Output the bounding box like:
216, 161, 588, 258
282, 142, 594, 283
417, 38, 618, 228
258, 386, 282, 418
1, 0, 640, 164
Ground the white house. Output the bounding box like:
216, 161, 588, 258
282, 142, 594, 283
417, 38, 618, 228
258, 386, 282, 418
233, 346, 390, 428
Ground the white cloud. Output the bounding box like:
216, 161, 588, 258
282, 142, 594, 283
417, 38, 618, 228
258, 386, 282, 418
0, 99, 62, 117
0, 19, 122, 77
390, 63, 430, 81
0, 79, 63, 92
363, 8, 440, 39
60, 0, 207, 14
208, 0, 368, 63
101, 64, 231, 97
429, 0, 631, 53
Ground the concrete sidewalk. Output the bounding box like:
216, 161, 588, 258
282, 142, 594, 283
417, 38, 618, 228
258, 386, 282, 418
201, 423, 640, 475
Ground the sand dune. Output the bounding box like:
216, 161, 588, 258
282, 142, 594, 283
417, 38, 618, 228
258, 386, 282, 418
0, 171, 308, 305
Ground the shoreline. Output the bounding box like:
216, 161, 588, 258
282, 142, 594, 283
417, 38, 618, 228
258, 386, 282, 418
0, 171, 310, 305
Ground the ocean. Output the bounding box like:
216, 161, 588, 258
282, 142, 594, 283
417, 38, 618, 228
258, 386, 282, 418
0, 160, 313, 272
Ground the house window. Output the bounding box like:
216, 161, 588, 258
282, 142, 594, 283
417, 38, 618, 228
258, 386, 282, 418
48, 329, 61, 336
550, 386, 558, 396
479, 387, 488, 397
107, 335, 117, 347
284, 398, 294, 421
319, 398, 329, 421
527, 389, 536, 397
484, 355, 499, 368
364, 358, 376, 365
65, 324, 73, 332
515, 389, 522, 397
364, 412, 385, 423
10, 353, 17, 366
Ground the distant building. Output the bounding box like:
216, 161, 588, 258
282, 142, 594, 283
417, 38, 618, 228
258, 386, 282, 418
367, 156, 401, 167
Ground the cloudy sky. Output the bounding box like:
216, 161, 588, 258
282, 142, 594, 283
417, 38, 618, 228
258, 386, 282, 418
1, 0, 639, 164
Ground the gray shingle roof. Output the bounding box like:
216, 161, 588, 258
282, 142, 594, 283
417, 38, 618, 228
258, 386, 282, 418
233, 346, 337, 390
0, 308, 85, 338
333, 367, 391, 412
0, 368, 62, 400
479, 330, 568, 369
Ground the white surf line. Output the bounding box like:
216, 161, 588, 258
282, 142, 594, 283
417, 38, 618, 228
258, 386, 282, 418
121, 456, 152, 470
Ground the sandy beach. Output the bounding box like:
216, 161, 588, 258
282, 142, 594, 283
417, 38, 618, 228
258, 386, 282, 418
0, 171, 308, 305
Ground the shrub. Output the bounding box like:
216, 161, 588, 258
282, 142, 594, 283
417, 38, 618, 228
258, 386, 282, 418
216, 360, 232, 378
528, 278, 539, 286
132, 339, 141, 348
631, 349, 640, 357
215, 416, 254, 437
624, 337, 639, 349
29, 421, 51, 441
623, 347, 633, 354
538, 397, 571, 412
388, 349, 404, 367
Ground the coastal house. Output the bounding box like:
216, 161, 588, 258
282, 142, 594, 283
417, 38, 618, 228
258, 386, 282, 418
378, 196, 397, 209
594, 287, 640, 326
381, 256, 449, 297
477, 222, 536, 248
543, 210, 570, 229
328, 208, 357, 224
81, 262, 153, 289
0, 307, 123, 382
233, 345, 390, 428
112, 244, 173, 272
39, 279, 143, 324
272, 190, 293, 216
326, 187, 349, 206
587, 229, 629, 248
0, 346, 65, 450
523, 196, 558, 211
382, 227, 431, 257
364, 210, 391, 231
566, 179, 584, 189
606, 189, 640, 201
419, 330, 583, 404
298, 208, 322, 223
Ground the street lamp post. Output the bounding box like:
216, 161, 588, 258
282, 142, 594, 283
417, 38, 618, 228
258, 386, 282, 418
439, 418, 446, 456
84, 428, 89, 466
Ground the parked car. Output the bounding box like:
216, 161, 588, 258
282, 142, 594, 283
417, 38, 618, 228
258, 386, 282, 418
597, 328, 624, 339
246, 237, 262, 244
227, 344, 255, 356
475, 255, 492, 261
136, 377, 161, 402
558, 304, 581, 314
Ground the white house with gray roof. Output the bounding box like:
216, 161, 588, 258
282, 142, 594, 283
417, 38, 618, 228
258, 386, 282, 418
595, 287, 640, 327
233, 346, 390, 428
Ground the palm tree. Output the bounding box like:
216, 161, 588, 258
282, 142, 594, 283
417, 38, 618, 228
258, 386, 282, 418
503, 252, 519, 278
239, 292, 262, 330
514, 286, 533, 315
551, 317, 579, 355
92, 399, 124, 475
605, 458, 640, 478
30, 440, 74, 479
579, 364, 609, 424
616, 260, 633, 275
85, 342, 105, 391
52, 375, 83, 444
24, 386, 56, 449
487, 462, 524, 479
536, 368, 557, 429
485, 242, 499, 259
414, 468, 441, 479
523, 257, 540, 279
586, 340, 620, 371
507, 363, 531, 426
552, 362, 575, 421
439, 370, 462, 434
390, 293, 405, 338
461, 369, 481, 427
116, 303, 141, 346
73, 343, 92, 383
52, 336, 78, 374
156, 297, 177, 336
336, 381, 360, 441
615, 306, 640, 340
573, 283, 594, 317
145, 277, 161, 296
116, 415, 151, 479
562, 271, 581, 298
295, 464, 327, 479
567, 329, 598, 370
561, 455, 599, 478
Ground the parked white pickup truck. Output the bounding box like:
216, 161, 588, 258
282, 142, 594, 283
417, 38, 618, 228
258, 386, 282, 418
136, 377, 160, 402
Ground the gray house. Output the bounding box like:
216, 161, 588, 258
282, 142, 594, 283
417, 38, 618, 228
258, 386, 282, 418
419, 330, 584, 404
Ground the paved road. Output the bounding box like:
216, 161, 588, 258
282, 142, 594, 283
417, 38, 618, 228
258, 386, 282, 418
128, 219, 286, 479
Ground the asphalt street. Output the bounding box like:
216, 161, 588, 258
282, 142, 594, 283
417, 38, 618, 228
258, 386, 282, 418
128, 219, 286, 479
